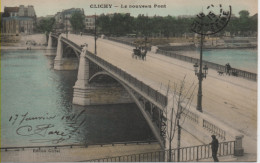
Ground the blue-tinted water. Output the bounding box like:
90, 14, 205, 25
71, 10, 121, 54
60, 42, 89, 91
202, 49, 257, 73
1, 49, 154, 147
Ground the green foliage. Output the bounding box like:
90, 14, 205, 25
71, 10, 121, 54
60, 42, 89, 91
96, 14, 110, 34
97, 13, 134, 36
225, 11, 257, 36
96, 10, 257, 37
37, 17, 55, 34
239, 10, 250, 19
70, 11, 85, 33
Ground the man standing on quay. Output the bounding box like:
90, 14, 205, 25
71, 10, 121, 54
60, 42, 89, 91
211, 135, 219, 162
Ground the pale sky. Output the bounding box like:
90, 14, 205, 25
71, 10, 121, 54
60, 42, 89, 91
1, 0, 258, 17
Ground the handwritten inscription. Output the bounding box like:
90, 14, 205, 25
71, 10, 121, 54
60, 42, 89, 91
8, 110, 86, 144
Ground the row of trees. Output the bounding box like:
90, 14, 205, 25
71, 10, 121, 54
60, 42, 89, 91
36, 10, 257, 38
97, 10, 257, 37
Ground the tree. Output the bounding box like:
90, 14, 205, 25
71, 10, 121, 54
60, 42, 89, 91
36, 17, 55, 40
238, 10, 251, 36
70, 11, 85, 33
97, 14, 111, 35
164, 76, 196, 162
239, 10, 250, 19
37, 17, 55, 33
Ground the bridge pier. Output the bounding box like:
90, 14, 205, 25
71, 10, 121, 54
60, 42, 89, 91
73, 47, 133, 106
73, 83, 133, 106
234, 136, 244, 156
54, 35, 79, 70
47, 32, 53, 49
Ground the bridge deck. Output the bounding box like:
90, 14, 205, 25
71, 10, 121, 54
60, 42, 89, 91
65, 34, 257, 158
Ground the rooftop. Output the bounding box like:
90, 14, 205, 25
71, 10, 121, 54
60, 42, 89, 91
4, 7, 19, 13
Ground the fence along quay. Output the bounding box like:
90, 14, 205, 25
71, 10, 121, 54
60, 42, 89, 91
83, 141, 235, 162
0, 140, 158, 152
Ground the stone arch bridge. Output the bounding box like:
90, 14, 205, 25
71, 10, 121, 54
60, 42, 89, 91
47, 33, 244, 157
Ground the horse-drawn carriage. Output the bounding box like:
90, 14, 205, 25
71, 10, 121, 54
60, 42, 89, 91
132, 39, 150, 60
132, 47, 147, 60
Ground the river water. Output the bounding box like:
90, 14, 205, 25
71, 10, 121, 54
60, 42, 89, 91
179, 48, 257, 73
1, 49, 154, 147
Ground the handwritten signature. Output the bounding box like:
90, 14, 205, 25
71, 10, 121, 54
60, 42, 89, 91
9, 110, 86, 144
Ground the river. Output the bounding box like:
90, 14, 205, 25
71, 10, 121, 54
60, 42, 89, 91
178, 48, 257, 73
1, 49, 154, 147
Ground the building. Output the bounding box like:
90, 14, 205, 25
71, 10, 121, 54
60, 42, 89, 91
1, 5, 36, 35
3, 7, 19, 17
85, 15, 96, 32
2, 17, 34, 34
18, 5, 36, 17
54, 8, 84, 33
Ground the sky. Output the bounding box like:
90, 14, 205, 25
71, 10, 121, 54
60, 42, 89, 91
1, 0, 258, 17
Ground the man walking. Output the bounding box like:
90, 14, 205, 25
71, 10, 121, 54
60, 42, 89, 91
210, 135, 219, 162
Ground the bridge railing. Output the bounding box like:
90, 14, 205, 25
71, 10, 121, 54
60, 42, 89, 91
101, 37, 257, 81
83, 46, 168, 107
180, 106, 244, 157
157, 49, 257, 81
60, 36, 82, 53
53, 34, 166, 105
51, 33, 60, 38
84, 141, 235, 162
106, 37, 136, 47
0, 140, 157, 152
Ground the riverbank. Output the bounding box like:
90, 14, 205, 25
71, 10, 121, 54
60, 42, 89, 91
1, 46, 48, 50
1, 126, 205, 162
1, 34, 47, 50
1, 143, 161, 162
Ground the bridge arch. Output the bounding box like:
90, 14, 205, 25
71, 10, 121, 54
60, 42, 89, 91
63, 45, 80, 58
89, 71, 165, 148
89, 71, 133, 92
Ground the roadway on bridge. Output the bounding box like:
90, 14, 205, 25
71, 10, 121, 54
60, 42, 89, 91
66, 34, 257, 160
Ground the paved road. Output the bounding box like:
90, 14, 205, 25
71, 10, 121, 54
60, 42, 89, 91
65, 34, 257, 161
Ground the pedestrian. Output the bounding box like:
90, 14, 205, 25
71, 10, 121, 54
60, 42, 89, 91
225, 63, 231, 76
210, 135, 219, 162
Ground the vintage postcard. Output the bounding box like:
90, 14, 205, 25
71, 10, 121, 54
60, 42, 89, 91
1, 0, 258, 162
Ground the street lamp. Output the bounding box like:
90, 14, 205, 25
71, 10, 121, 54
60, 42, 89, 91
191, 5, 231, 112
94, 14, 97, 55
193, 63, 208, 78
193, 37, 208, 113
65, 15, 68, 39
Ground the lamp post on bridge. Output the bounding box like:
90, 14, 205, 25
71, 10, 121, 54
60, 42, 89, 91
60, 15, 68, 39
193, 55, 208, 112
191, 4, 231, 112
94, 14, 97, 55
65, 15, 68, 39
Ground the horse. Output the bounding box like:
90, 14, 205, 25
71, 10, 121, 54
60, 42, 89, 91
141, 50, 147, 60
132, 48, 141, 59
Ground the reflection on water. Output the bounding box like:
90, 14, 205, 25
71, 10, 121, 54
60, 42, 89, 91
1, 49, 154, 147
